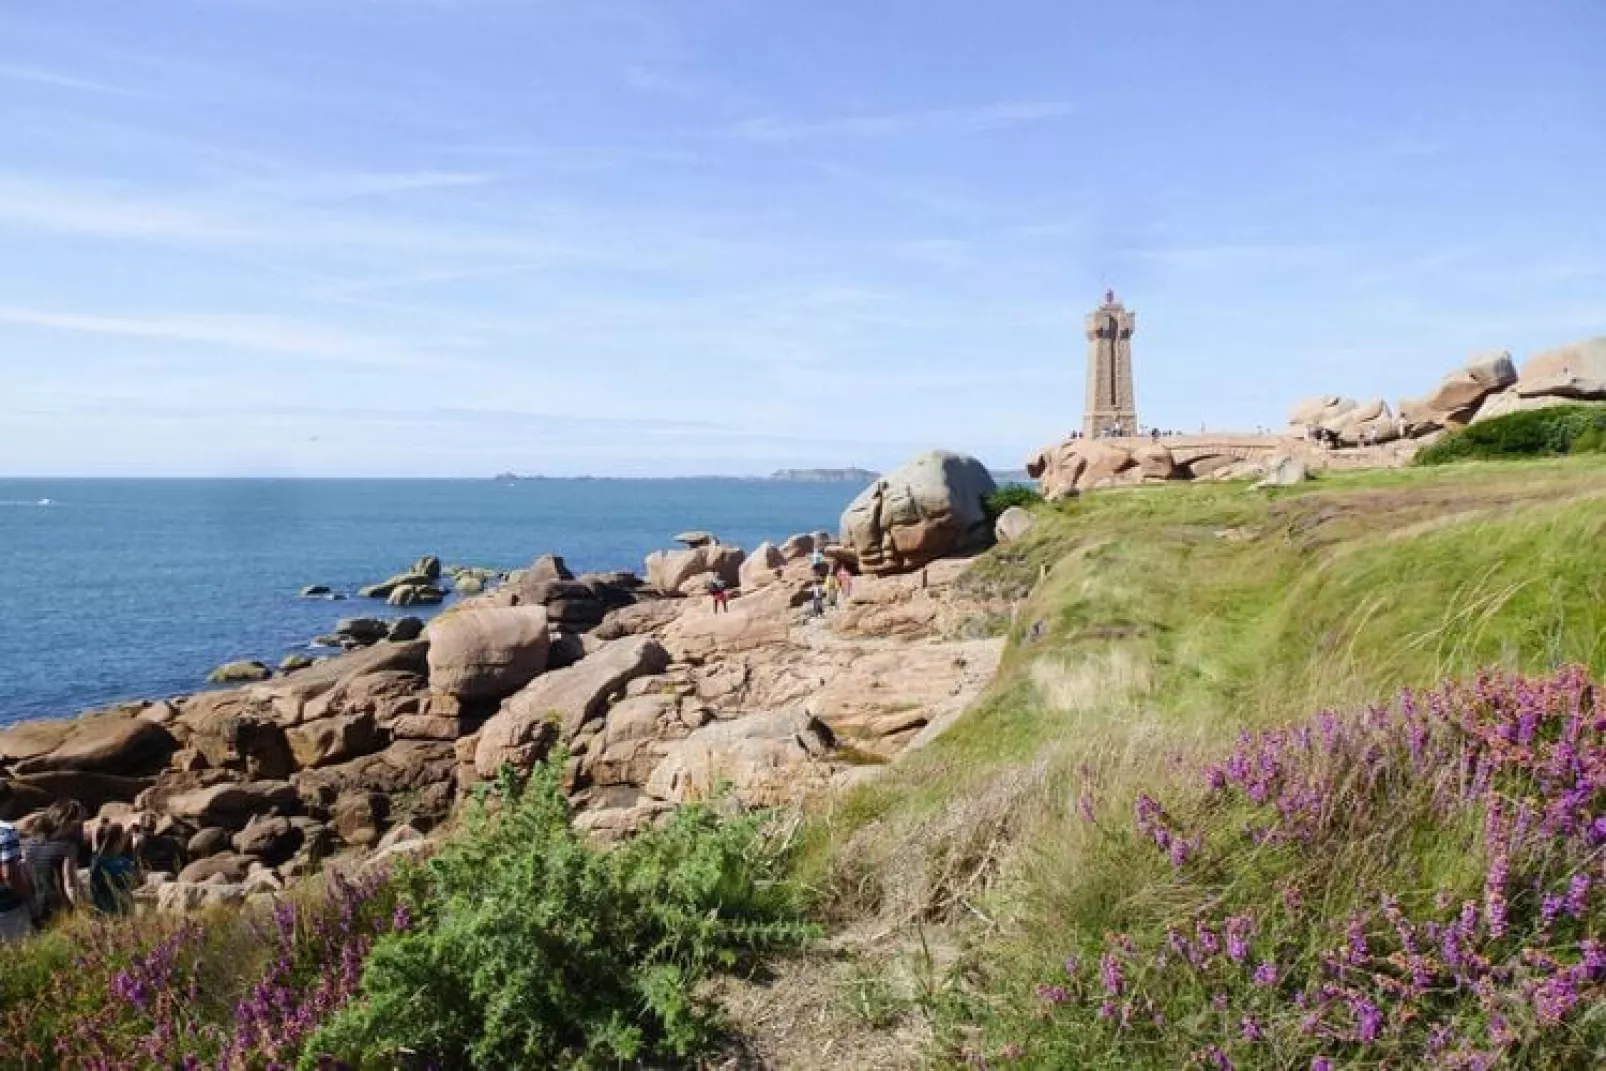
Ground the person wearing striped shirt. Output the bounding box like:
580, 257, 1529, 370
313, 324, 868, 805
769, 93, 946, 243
0, 820, 35, 942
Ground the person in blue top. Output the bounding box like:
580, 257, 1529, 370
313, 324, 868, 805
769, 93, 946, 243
0, 820, 34, 942
88, 821, 137, 916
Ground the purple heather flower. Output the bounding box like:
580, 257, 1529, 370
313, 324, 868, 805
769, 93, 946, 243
1349, 996, 1383, 1043
1204, 1045, 1233, 1070
1078, 790, 1097, 824
1064, 955, 1080, 976
1099, 954, 1124, 997
1311, 1060, 1332, 1071
1035, 984, 1070, 1005
1241, 1016, 1263, 1042
1566, 872, 1591, 917
1225, 914, 1253, 963
1252, 961, 1279, 987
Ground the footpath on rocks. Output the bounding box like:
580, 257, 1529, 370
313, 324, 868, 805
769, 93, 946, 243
0, 451, 1012, 913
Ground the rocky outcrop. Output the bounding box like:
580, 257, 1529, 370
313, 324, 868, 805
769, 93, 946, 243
738, 542, 786, 591
1288, 396, 1357, 429
0, 711, 178, 776
385, 584, 445, 607
644, 710, 835, 805
207, 660, 271, 685
994, 506, 1035, 544
1026, 438, 1173, 498
1253, 455, 1309, 489
425, 607, 550, 701
840, 451, 997, 575
1514, 338, 1606, 399
645, 544, 744, 594
1398, 351, 1516, 434
475, 636, 671, 775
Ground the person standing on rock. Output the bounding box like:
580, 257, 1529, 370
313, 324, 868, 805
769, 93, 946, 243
706, 576, 730, 614
809, 578, 825, 618
834, 562, 854, 600
824, 569, 840, 610
810, 546, 827, 579
0, 820, 34, 942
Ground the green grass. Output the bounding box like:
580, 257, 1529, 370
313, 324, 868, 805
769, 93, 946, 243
1416, 403, 1606, 464
794, 454, 1606, 1063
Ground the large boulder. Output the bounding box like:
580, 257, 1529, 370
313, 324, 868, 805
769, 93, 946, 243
738, 541, 786, 591
386, 584, 445, 608
207, 660, 271, 685
247, 641, 429, 725
511, 579, 606, 630
231, 816, 303, 865
778, 533, 816, 561
644, 545, 744, 594
1288, 395, 1357, 429
1322, 398, 1397, 446
1131, 443, 1177, 481
1400, 351, 1517, 433
284, 711, 379, 769
160, 780, 299, 829
839, 451, 997, 575
1471, 391, 1593, 423
1516, 338, 1606, 399
1253, 455, 1309, 489
522, 554, 574, 585
425, 607, 550, 701
173, 693, 294, 778
994, 506, 1035, 544
410, 555, 443, 581
2, 712, 177, 777
644, 710, 834, 805
586, 694, 678, 787
1025, 439, 1133, 499
156, 880, 247, 915
475, 636, 671, 776
358, 572, 434, 600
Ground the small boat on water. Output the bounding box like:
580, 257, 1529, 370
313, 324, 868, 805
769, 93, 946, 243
36, 498, 55, 506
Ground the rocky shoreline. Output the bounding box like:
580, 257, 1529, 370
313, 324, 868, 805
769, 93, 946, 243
0, 451, 1014, 915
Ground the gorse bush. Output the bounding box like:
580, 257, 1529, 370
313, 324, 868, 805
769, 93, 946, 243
1416, 405, 1606, 465
305, 760, 817, 1069
969, 668, 1606, 1068
984, 483, 1044, 519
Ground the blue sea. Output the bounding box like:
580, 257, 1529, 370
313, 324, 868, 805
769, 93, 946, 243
0, 479, 857, 726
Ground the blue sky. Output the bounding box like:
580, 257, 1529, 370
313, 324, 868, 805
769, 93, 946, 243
2, 0, 1603, 476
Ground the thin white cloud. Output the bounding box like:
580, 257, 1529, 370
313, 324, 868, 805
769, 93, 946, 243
0, 62, 131, 96
729, 100, 1075, 142
0, 306, 451, 369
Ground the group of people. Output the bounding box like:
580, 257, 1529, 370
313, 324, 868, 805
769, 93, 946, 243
702, 545, 857, 619
808, 547, 853, 617
0, 805, 144, 943
1066, 425, 1185, 442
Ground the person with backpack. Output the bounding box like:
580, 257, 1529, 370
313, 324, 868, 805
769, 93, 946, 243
88, 821, 137, 917
0, 820, 34, 942
705, 575, 730, 614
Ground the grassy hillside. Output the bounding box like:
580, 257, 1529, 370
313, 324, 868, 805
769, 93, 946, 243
798, 456, 1606, 1068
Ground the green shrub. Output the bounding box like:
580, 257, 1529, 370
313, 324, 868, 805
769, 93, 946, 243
304, 760, 817, 1069
985, 483, 1044, 519
1416, 404, 1606, 464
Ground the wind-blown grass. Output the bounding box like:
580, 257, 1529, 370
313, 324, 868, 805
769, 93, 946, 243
794, 455, 1606, 1066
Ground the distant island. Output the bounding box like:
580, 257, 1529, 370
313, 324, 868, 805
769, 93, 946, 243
766, 467, 879, 483
491, 468, 880, 483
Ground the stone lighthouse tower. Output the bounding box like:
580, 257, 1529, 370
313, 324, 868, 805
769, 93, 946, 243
1082, 289, 1138, 438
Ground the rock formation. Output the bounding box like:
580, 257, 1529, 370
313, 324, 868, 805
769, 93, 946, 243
839, 450, 997, 575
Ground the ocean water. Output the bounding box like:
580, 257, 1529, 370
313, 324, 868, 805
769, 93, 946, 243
0, 479, 856, 726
